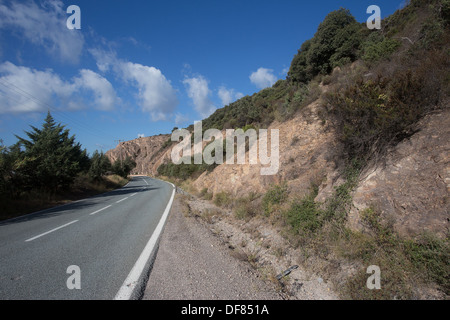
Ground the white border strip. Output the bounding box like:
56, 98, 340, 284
114, 182, 175, 300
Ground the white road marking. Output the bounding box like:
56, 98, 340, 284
25, 220, 79, 242
89, 205, 112, 216
114, 183, 176, 300
142, 178, 149, 185
116, 197, 129, 204
130, 193, 137, 197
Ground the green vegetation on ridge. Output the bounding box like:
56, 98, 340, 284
173, 0, 450, 299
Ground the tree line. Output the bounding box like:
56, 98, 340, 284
0, 112, 135, 198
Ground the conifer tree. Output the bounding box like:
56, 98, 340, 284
89, 150, 112, 180
15, 112, 89, 193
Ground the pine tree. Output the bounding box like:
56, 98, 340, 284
112, 156, 136, 178
15, 112, 89, 193
89, 150, 111, 181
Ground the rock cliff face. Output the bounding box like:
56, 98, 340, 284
349, 108, 450, 238
105, 134, 170, 176
191, 100, 339, 200
105, 103, 449, 238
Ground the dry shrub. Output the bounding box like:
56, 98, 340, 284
325, 48, 447, 161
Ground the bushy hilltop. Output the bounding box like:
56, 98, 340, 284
108, 0, 449, 299
155, 0, 449, 179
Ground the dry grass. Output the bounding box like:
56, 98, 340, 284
198, 174, 449, 299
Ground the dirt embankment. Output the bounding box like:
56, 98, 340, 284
191, 101, 449, 239
350, 108, 450, 238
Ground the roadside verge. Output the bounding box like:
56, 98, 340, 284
143, 191, 284, 300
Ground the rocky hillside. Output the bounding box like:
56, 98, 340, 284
106, 86, 449, 240
105, 134, 171, 176
106, 0, 449, 298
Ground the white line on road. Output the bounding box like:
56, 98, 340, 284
142, 178, 149, 185
114, 183, 176, 300
25, 220, 79, 242
130, 193, 137, 197
116, 197, 129, 204
89, 205, 112, 216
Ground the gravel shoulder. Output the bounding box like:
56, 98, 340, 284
143, 194, 283, 300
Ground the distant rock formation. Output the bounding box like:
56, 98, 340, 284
105, 134, 171, 176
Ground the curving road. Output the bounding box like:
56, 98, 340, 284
0, 176, 175, 300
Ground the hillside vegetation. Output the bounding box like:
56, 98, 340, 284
152, 0, 450, 299
158, 0, 449, 181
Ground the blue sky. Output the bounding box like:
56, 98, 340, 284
0, 0, 405, 155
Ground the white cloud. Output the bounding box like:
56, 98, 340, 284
88, 48, 117, 73
0, 62, 73, 114
218, 86, 244, 106
137, 133, 145, 138
249, 67, 277, 89
89, 48, 179, 121
120, 62, 178, 121
0, 0, 84, 64
183, 76, 216, 118
0, 62, 117, 114
74, 69, 117, 111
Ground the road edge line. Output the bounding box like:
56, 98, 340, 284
114, 181, 175, 300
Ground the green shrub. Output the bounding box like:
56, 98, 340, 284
213, 191, 232, 208
325, 57, 443, 161
406, 233, 450, 291
418, 17, 446, 48
157, 156, 217, 180
322, 161, 360, 222
262, 183, 288, 216
362, 34, 401, 63
111, 156, 136, 178
199, 187, 213, 200
284, 192, 322, 235
361, 207, 398, 247
88, 150, 112, 181
233, 197, 255, 220
352, 206, 450, 297
288, 8, 364, 83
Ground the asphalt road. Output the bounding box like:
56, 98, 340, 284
0, 176, 175, 300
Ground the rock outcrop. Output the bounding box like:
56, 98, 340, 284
106, 102, 449, 238
349, 108, 450, 238
105, 134, 171, 176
